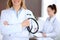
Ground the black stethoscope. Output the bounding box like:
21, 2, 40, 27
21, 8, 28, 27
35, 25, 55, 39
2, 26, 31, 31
26, 14, 39, 34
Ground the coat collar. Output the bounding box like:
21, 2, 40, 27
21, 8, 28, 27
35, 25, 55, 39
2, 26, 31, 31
48, 15, 56, 23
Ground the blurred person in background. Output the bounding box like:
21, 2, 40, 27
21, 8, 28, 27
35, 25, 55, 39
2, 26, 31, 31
34, 4, 59, 40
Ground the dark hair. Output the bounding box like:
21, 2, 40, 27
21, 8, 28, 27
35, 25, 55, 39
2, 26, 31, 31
48, 4, 57, 14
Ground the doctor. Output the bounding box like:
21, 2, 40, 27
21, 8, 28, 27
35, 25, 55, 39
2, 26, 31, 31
0, 0, 35, 40
34, 4, 59, 40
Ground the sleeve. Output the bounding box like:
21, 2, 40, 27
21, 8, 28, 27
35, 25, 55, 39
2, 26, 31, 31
33, 33, 43, 37
0, 20, 2, 33
1, 10, 23, 34
46, 32, 56, 38
0, 10, 6, 33
1, 10, 8, 23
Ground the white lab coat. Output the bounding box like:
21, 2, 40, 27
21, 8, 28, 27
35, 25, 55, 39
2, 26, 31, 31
34, 16, 59, 40
0, 7, 35, 40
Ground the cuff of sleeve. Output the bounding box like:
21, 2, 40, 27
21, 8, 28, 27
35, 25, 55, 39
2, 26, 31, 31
33, 33, 43, 38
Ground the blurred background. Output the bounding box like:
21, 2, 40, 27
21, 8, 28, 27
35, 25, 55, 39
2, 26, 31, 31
0, 0, 60, 40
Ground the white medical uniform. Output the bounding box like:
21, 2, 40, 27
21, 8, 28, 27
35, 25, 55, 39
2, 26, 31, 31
34, 16, 59, 40
0, 7, 35, 40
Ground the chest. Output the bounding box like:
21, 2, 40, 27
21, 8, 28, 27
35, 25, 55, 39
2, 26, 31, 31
43, 20, 54, 33
6, 10, 26, 24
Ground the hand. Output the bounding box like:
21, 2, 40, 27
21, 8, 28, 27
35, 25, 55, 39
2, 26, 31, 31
3, 21, 8, 26
22, 19, 30, 27
42, 33, 47, 37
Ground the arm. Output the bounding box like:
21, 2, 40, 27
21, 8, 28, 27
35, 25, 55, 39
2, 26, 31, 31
35, 25, 56, 38
42, 22, 57, 38
1, 10, 23, 32
45, 32, 56, 38
1, 10, 31, 32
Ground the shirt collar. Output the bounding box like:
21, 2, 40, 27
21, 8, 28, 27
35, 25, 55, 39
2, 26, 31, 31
10, 7, 23, 12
